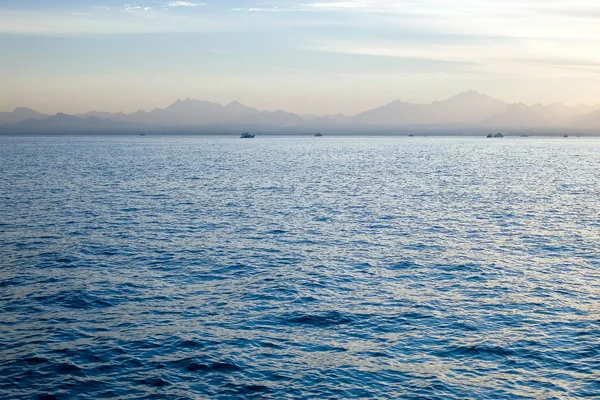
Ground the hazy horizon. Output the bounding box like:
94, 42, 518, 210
3, 1, 600, 114
2, 91, 600, 117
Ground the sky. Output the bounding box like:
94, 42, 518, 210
2, 0, 600, 115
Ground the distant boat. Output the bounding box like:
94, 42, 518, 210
314, 132, 323, 137
240, 133, 255, 139
140, 133, 146, 136
564, 135, 569, 138
408, 134, 414, 137
494, 133, 504, 138
487, 133, 494, 138
520, 134, 529, 137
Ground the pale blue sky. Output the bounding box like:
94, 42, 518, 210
2, 0, 600, 114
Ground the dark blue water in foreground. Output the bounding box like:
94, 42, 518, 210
1, 135, 599, 399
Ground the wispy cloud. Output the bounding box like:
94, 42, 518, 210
302, 1, 372, 9
3, 0, 600, 77
124, 4, 152, 12
167, 1, 205, 7
0, 7, 235, 35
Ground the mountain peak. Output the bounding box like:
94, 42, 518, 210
13, 107, 36, 113
171, 98, 200, 105
355, 90, 507, 125
165, 98, 219, 112
448, 90, 492, 101
225, 100, 255, 110
460, 89, 481, 95
441, 90, 506, 108
387, 99, 410, 106
53, 112, 75, 120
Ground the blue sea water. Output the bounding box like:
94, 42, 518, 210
0, 135, 599, 399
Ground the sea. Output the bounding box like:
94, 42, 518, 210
0, 135, 598, 399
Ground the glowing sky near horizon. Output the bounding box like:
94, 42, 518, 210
2, 0, 600, 114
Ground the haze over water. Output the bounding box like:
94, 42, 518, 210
1, 135, 598, 399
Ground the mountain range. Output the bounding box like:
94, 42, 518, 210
2, 91, 600, 134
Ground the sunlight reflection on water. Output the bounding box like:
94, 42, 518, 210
0, 135, 599, 399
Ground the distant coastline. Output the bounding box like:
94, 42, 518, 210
2, 91, 600, 135
1, 131, 598, 137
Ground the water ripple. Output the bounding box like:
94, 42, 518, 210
0, 136, 599, 399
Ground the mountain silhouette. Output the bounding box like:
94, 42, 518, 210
570, 108, 600, 128
0, 107, 48, 125
484, 103, 560, 128
145, 99, 261, 125
79, 99, 261, 126
3, 92, 600, 134
353, 91, 507, 125
6, 113, 141, 133
546, 103, 597, 119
